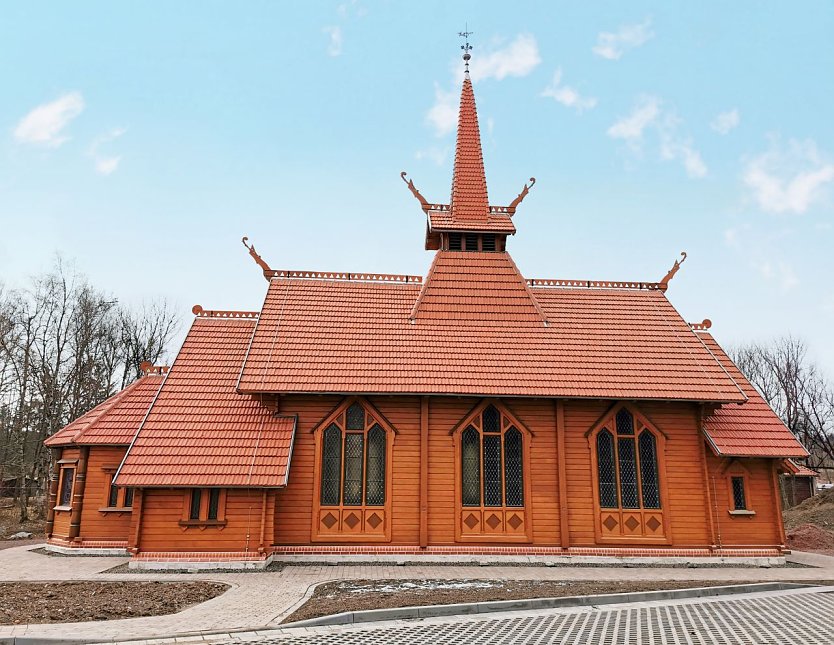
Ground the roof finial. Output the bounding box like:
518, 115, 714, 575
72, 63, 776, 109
459, 25, 473, 77
659, 251, 688, 291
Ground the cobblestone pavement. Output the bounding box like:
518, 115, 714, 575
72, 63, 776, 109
1, 545, 833, 643
212, 587, 834, 645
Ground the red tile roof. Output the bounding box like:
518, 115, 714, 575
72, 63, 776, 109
450, 77, 490, 221
427, 208, 516, 234
699, 332, 807, 458
784, 460, 819, 477
236, 252, 747, 402
115, 314, 296, 488
45, 370, 166, 447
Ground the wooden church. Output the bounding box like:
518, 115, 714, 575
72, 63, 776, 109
44, 49, 807, 567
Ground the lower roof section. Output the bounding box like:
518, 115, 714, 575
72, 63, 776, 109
115, 316, 296, 488
699, 332, 807, 458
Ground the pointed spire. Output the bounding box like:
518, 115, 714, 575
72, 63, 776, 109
449, 72, 490, 221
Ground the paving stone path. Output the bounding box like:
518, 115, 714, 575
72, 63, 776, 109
218, 587, 834, 645
1, 545, 833, 643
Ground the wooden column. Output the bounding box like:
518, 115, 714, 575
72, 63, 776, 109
556, 400, 570, 550
44, 448, 62, 538
258, 489, 268, 553
68, 446, 89, 541
129, 488, 144, 554
771, 460, 787, 547
697, 407, 718, 549
419, 396, 429, 548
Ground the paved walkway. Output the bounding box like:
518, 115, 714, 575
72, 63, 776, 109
1, 545, 833, 643
205, 586, 834, 644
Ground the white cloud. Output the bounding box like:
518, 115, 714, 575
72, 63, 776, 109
711, 109, 740, 135
425, 84, 457, 137
468, 34, 541, 82
323, 26, 343, 57
89, 126, 127, 176
541, 69, 597, 113
659, 115, 707, 178
13, 92, 85, 147
608, 98, 706, 178
593, 18, 653, 60
755, 259, 799, 291
415, 145, 450, 166
607, 95, 660, 143
743, 138, 834, 214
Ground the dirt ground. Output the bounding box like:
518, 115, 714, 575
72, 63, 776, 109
0, 581, 228, 625
283, 579, 769, 624
784, 487, 834, 554
0, 502, 46, 540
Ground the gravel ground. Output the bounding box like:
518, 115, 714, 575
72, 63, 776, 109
0, 581, 228, 625
282, 579, 766, 624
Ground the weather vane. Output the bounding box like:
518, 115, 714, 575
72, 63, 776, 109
459, 25, 473, 75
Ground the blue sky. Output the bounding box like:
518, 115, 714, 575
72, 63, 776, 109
2, 1, 833, 373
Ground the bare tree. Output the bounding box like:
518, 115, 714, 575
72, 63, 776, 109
0, 263, 180, 523
731, 337, 834, 470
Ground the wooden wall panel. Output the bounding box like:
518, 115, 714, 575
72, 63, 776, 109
78, 446, 132, 541
50, 447, 80, 538
137, 488, 266, 552
705, 453, 781, 547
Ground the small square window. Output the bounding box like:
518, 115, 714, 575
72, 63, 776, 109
731, 476, 746, 510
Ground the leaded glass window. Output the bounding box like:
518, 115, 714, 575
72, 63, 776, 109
638, 431, 660, 508
208, 488, 221, 520
597, 430, 618, 508
731, 476, 746, 510
504, 427, 524, 507
319, 401, 390, 511
59, 468, 74, 506
365, 425, 385, 505
321, 424, 342, 505
189, 488, 202, 520
343, 433, 364, 505
459, 404, 525, 510
595, 407, 663, 512
462, 427, 481, 506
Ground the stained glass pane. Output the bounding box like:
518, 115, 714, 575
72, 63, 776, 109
123, 487, 134, 508
346, 403, 365, 430
618, 438, 639, 508
208, 489, 220, 520
365, 425, 386, 505
483, 405, 500, 433
320, 424, 342, 505
597, 430, 617, 508
59, 468, 74, 506
731, 477, 746, 510
483, 434, 502, 506
343, 433, 364, 505
504, 427, 524, 507
638, 431, 661, 508
461, 427, 480, 506
616, 409, 634, 435
108, 478, 119, 508
190, 489, 202, 520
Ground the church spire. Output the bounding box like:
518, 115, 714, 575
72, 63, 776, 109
449, 35, 489, 221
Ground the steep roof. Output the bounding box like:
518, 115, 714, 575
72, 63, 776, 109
115, 313, 296, 488
450, 77, 490, 221
236, 261, 747, 402
699, 332, 807, 458
45, 369, 166, 447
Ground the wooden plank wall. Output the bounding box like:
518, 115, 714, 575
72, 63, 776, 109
78, 446, 132, 541
137, 488, 266, 552
50, 446, 80, 538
